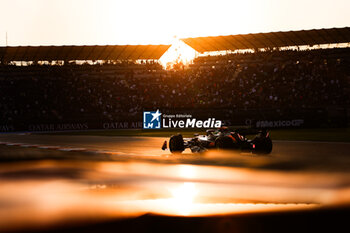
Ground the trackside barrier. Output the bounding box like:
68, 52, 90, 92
0, 108, 347, 132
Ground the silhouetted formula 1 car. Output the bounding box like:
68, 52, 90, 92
162, 127, 272, 154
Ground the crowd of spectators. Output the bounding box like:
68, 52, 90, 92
0, 48, 349, 124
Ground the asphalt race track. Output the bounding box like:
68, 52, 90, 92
1, 134, 350, 171
0, 134, 349, 232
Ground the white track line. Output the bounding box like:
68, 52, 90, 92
20, 144, 40, 148
85, 150, 102, 154
1, 141, 139, 156
6, 143, 22, 146
38, 146, 60, 149
57, 147, 87, 152
273, 140, 350, 144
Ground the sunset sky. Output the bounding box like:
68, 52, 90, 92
0, 0, 349, 46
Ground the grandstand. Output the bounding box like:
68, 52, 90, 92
0, 28, 349, 132
0, 44, 171, 63
181, 27, 350, 52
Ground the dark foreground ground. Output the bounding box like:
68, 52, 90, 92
0, 133, 349, 232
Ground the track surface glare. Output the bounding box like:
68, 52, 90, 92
0, 134, 349, 171
0, 134, 349, 232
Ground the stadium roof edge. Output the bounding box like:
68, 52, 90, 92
180, 27, 350, 53
0, 44, 171, 62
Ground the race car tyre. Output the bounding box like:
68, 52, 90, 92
252, 135, 272, 154
169, 134, 185, 153
215, 136, 234, 149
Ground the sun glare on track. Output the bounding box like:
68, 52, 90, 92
169, 182, 198, 216
178, 165, 197, 179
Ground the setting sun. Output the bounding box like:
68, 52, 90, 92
159, 38, 196, 67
